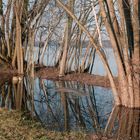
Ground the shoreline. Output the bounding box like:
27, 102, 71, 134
0, 66, 118, 88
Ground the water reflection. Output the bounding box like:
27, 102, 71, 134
0, 77, 140, 139
0, 76, 24, 110
33, 79, 103, 131
104, 106, 140, 139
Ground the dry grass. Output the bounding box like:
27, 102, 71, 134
0, 108, 87, 140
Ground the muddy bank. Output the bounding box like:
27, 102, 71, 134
0, 66, 17, 78
0, 66, 118, 88
0, 74, 12, 86
36, 67, 118, 88
0, 67, 17, 86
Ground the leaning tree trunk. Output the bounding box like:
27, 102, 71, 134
98, 0, 140, 108
131, 0, 140, 107
57, 0, 140, 108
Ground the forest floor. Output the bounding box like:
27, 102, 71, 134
0, 108, 113, 140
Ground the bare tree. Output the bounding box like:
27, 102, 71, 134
56, 0, 140, 108
0, 0, 51, 75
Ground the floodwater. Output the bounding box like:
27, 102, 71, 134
0, 77, 140, 139
26, 47, 118, 76
0, 47, 140, 139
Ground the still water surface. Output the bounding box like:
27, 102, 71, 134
0, 77, 113, 131
0, 77, 140, 139
0, 46, 140, 138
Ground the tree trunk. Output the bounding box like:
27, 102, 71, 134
59, 0, 74, 76
57, 0, 140, 108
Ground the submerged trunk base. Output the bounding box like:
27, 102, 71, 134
115, 90, 140, 108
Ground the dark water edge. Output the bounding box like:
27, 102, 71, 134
0, 76, 140, 139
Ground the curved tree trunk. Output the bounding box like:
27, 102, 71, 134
99, 0, 140, 108
57, 0, 140, 108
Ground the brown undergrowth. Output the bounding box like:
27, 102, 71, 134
0, 108, 114, 140
0, 108, 87, 140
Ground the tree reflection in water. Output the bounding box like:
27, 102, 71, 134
34, 78, 101, 132
0, 77, 139, 139
104, 106, 140, 139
